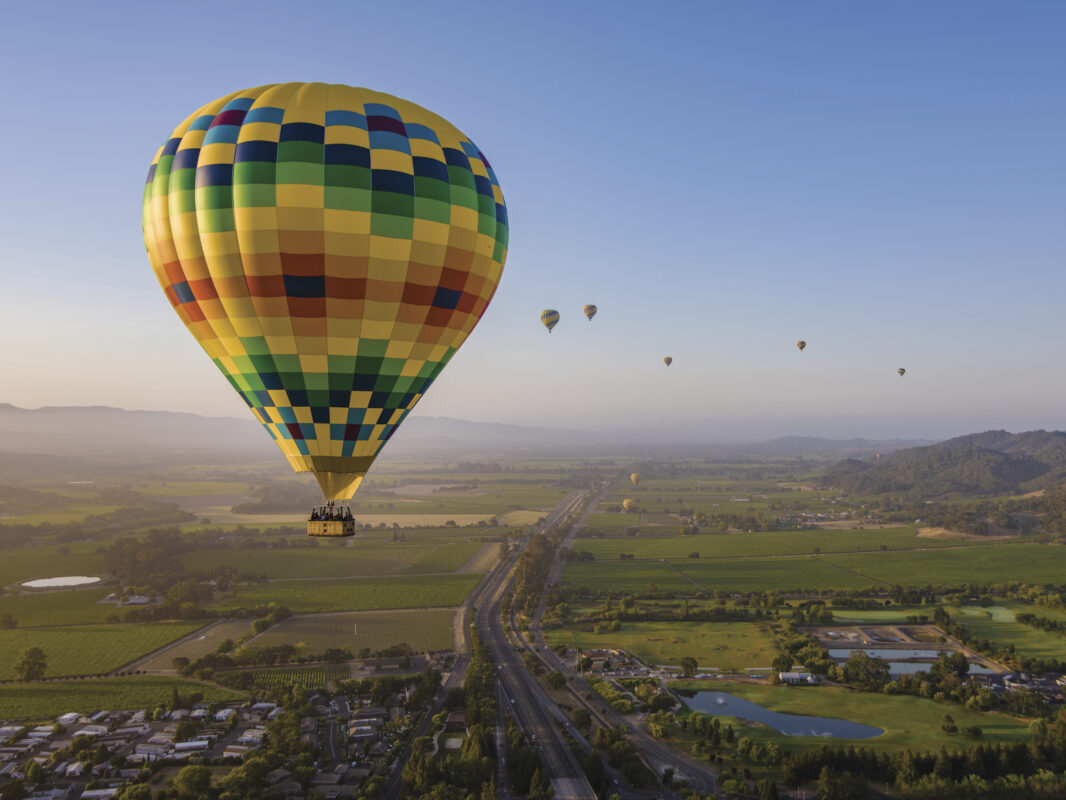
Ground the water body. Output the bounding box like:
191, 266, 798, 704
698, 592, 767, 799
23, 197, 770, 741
21, 576, 101, 589
683, 691, 883, 738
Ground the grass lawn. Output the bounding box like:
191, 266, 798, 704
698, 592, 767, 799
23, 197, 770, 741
215, 574, 480, 613
671, 680, 1032, 755
0, 622, 207, 679
250, 608, 455, 653
949, 603, 1066, 662
0, 676, 243, 720
823, 544, 1066, 587
545, 620, 782, 671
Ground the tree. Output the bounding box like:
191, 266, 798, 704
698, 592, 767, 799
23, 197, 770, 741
758, 778, 780, 799
115, 784, 151, 800
528, 768, 553, 800
545, 671, 565, 690
23, 760, 43, 784
0, 613, 16, 629
14, 648, 46, 682
172, 765, 212, 799
680, 656, 698, 677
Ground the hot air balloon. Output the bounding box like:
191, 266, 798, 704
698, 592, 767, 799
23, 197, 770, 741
583, 304, 597, 321
630, 473, 642, 487
664, 356, 673, 366
622, 498, 637, 513
876, 453, 883, 461
898, 368, 906, 376
143, 83, 508, 523
796, 340, 807, 352
541, 309, 560, 332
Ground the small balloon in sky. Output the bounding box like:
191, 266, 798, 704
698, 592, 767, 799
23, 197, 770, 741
898, 368, 906, 376
583, 304, 597, 321
541, 309, 560, 332
797, 340, 807, 351
664, 356, 673, 366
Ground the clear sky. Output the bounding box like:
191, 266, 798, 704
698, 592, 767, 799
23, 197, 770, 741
1, 1, 1063, 440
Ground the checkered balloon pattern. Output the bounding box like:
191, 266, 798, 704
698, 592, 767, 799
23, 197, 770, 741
143, 84, 508, 500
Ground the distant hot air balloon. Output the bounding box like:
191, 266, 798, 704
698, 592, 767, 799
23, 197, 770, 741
664, 356, 673, 366
622, 498, 637, 513
630, 473, 642, 487
876, 453, 883, 461
143, 83, 508, 504
898, 368, 906, 376
541, 309, 560, 332
583, 304, 597, 321
797, 340, 807, 352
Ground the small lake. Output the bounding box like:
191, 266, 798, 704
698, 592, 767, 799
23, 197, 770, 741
21, 576, 101, 589
683, 691, 883, 739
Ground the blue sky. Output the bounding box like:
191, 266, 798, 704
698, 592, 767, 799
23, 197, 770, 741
0, 0, 1063, 440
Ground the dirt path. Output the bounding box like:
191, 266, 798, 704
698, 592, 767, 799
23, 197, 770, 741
459, 543, 501, 574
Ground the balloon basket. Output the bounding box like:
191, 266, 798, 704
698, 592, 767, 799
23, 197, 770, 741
308, 502, 355, 537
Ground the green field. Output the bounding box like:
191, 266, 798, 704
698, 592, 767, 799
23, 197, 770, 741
562, 561, 700, 594
545, 621, 782, 671
949, 603, 1066, 661
574, 528, 962, 560
0, 588, 116, 627
823, 544, 1066, 587
250, 609, 455, 653
216, 574, 480, 613
0, 676, 244, 720
678, 556, 879, 592
673, 680, 1032, 755
181, 544, 431, 579
0, 504, 122, 526
0, 623, 206, 680
0, 552, 107, 587
402, 541, 486, 574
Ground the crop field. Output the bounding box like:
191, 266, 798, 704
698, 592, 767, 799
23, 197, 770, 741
949, 604, 1066, 661
573, 528, 960, 560
822, 543, 1066, 587
0, 504, 122, 526
137, 620, 261, 672
678, 556, 880, 592
672, 680, 1032, 755
182, 543, 433, 579
0, 587, 115, 627
402, 542, 486, 574
0, 622, 206, 680
251, 609, 455, 653
826, 606, 932, 624
246, 664, 351, 691
0, 551, 108, 587
562, 561, 700, 594
0, 676, 244, 720
545, 621, 782, 672
215, 574, 480, 613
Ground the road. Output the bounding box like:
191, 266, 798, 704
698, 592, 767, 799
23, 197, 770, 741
476, 490, 598, 800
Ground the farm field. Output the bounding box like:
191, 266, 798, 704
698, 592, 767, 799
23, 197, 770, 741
245, 664, 351, 691
949, 604, 1066, 662
136, 620, 261, 672
574, 528, 966, 560
823, 544, 1066, 587
215, 574, 480, 613
826, 606, 932, 624
181, 543, 432, 579
0, 551, 108, 587
562, 561, 701, 594
0, 622, 206, 680
672, 679, 1032, 755
0, 504, 122, 526
0, 587, 114, 627
250, 609, 455, 653
676, 556, 881, 593
402, 541, 487, 574
545, 621, 782, 672
0, 676, 244, 720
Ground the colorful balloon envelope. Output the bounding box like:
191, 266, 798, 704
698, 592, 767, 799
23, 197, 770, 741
796, 340, 807, 351
622, 498, 637, 512
630, 472, 641, 487
583, 304, 597, 321
663, 356, 673, 366
142, 83, 508, 501
898, 368, 906, 376
541, 309, 560, 332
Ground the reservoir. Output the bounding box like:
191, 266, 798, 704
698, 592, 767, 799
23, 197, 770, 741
683, 691, 883, 738
21, 576, 102, 589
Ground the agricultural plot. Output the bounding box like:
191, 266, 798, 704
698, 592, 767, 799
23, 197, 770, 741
677, 556, 877, 593
0, 622, 206, 680
215, 574, 480, 613
823, 543, 1066, 587
949, 604, 1066, 662
0, 676, 244, 720
181, 543, 433, 579
672, 680, 1031, 755
136, 620, 260, 672
246, 664, 350, 691
0, 504, 121, 526
401, 542, 487, 574
574, 528, 958, 560
0, 551, 107, 587
0, 587, 114, 627
545, 621, 782, 672
562, 561, 700, 594
250, 609, 455, 653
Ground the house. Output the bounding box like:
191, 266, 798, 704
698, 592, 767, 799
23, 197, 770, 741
779, 672, 818, 685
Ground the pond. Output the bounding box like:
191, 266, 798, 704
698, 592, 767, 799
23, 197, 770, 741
683, 691, 883, 738
21, 576, 102, 589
